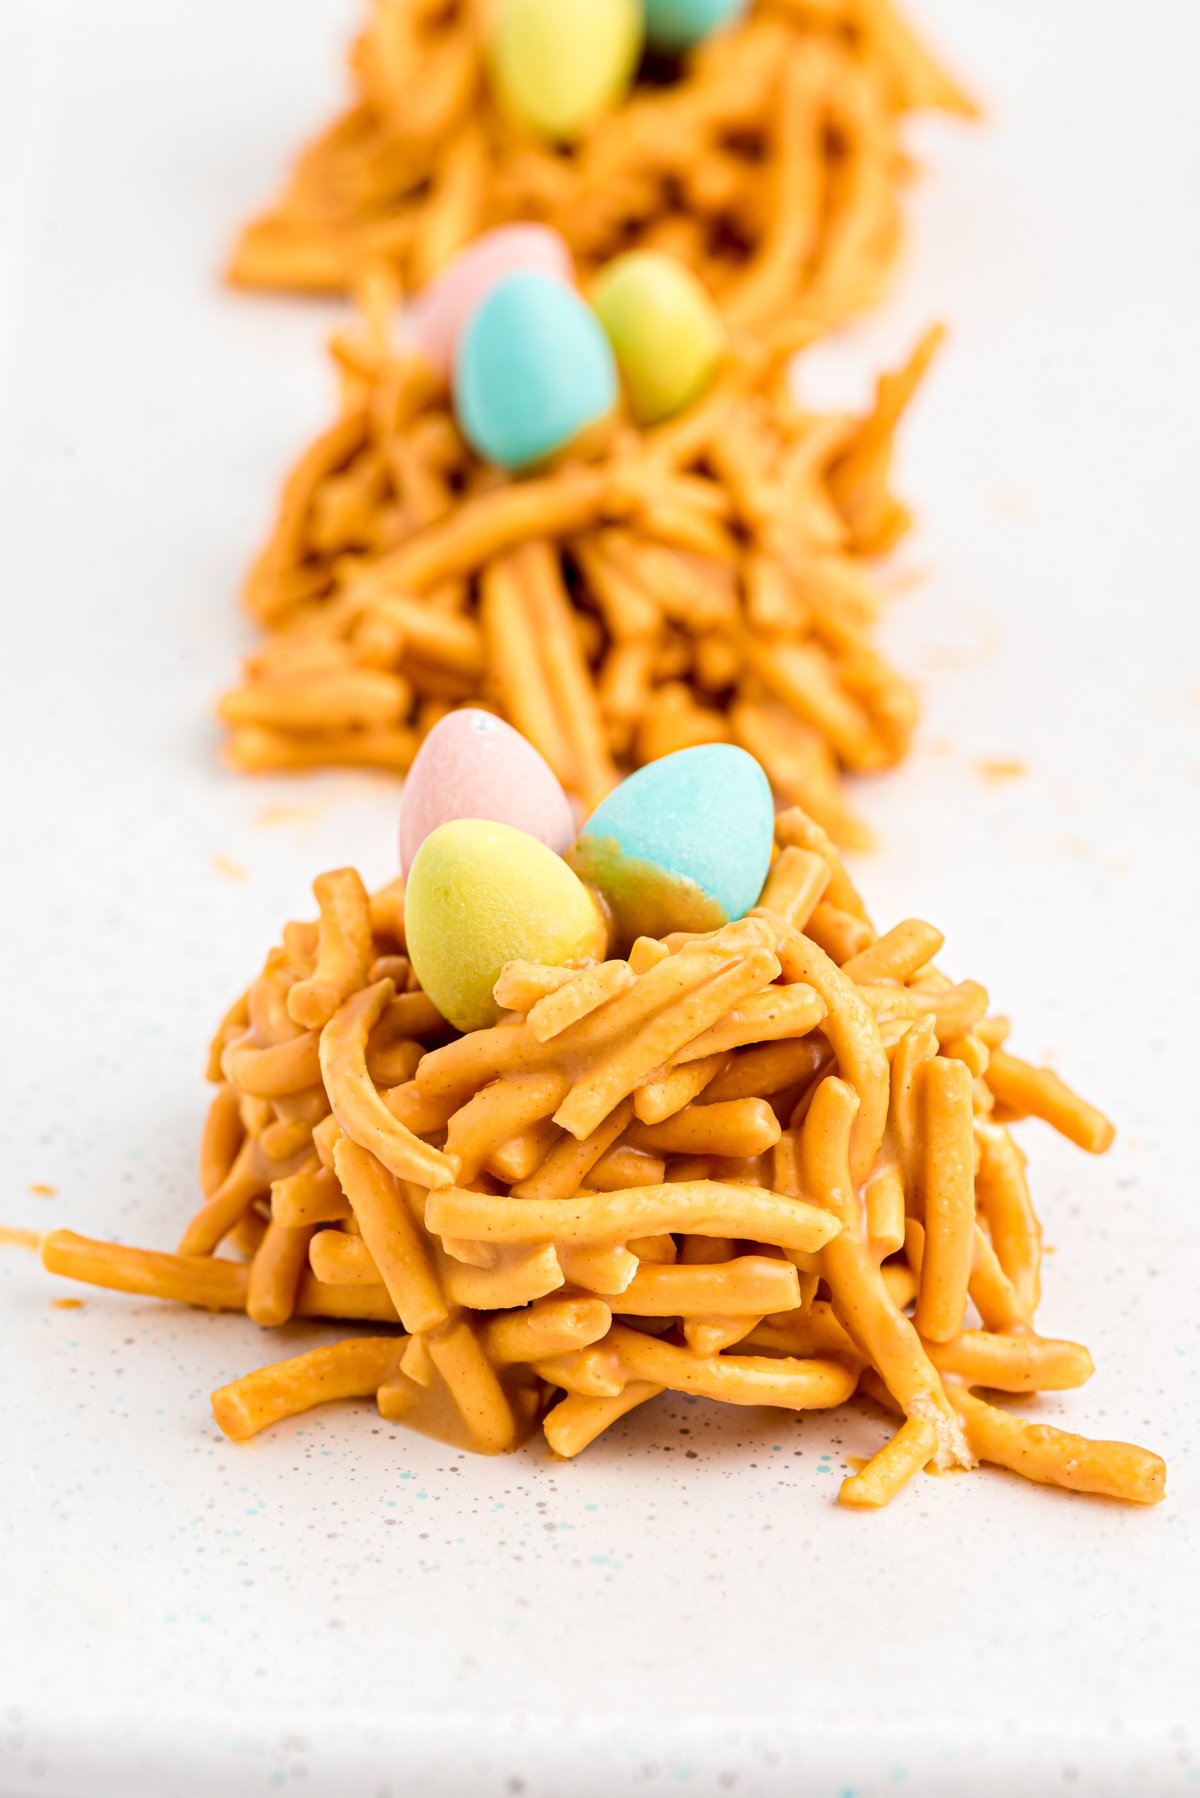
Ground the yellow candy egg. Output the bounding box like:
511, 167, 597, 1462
405, 819, 608, 1033
591, 250, 726, 425
489, 0, 644, 144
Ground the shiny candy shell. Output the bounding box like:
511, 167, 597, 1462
454, 271, 618, 471
642, 0, 747, 52
568, 744, 774, 943
405, 820, 608, 1034
489, 0, 643, 143
404, 226, 575, 383
591, 250, 725, 425
399, 709, 576, 876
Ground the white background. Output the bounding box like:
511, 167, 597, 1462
2, 2, 1199, 1794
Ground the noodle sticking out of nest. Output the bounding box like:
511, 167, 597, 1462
229, 0, 974, 334
221, 288, 940, 846
40, 807, 1165, 1510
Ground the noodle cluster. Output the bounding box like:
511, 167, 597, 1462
223, 294, 939, 843
230, 0, 974, 334
42, 809, 1165, 1509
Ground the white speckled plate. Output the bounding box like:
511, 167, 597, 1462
2, 1, 1198, 1793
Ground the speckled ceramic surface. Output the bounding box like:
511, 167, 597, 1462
2, 2, 1199, 1794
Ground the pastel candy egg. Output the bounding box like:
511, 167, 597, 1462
404, 226, 575, 383
489, 0, 644, 143
568, 744, 774, 943
405, 819, 608, 1033
591, 251, 725, 425
643, 0, 747, 52
455, 271, 618, 471
400, 709, 576, 876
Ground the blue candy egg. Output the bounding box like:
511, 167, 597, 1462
643, 0, 747, 52
454, 271, 618, 471
568, 744, 775, 944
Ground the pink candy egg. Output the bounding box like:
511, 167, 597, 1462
405, 226, 576, 382
399, 709, 577, 876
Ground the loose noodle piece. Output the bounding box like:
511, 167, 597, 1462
544, 1382, 663, 1459
949, 1386, 1166, 1506
333, 1135, 448, 1332
42, 1231, 250, 1312
246, 1217, 317, 1327
985, 1050, 1117, 1153
36, 819, 1164, 1507
221, 308, 941, 843
228, 1, 973, 314
838, 1415, 937, 1510
213, 1338, 406, 1441
319, 980, 457, 1188
911, 1056, 975, 1343
287, 867, 375, 1029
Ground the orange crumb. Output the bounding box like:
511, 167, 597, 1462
884, 563, 932, 598
992, 487, 1029, 516
0, 1226, 42, 1250
211, 854, 248, 882
29, 1182, 57, 1197
255, 803, 319, 829
920, 620, 1002, 674
52, 1297, 85, 1310
977, 757, 1027, 785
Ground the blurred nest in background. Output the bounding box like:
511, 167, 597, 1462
221, 288, 942, 845
229, 0, 973, 331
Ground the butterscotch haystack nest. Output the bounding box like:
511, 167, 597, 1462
41, 808, 1164, 1509
221, 297, 939, 844
229, 0, 973, 331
